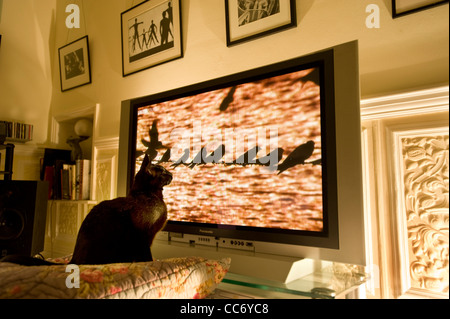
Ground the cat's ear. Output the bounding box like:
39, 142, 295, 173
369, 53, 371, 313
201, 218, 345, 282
141, 154, 150, 169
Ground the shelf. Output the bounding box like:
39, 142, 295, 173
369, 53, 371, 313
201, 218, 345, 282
220, 263, 367, 299
48, 199, 97, 204
5, 138, 32, 144
0, 121, 34, 142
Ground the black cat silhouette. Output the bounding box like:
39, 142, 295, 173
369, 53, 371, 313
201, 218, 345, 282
1, 155, 172, 266
70, 155, 172, 264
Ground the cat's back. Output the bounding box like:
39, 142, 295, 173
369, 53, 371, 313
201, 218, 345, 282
77, 196, 135, 232
71, 196, 141, 264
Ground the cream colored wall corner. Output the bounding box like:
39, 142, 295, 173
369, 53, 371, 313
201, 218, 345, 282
0, 0, 56, 145
48, 0, 449, 142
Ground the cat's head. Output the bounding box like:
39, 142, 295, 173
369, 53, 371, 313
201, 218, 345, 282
131, 155, 173, 193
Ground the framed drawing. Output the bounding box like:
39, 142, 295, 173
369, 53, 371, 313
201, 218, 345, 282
392, 0, 449, 18
121, 0, 183, 77
58, 36, 92, 92
225, 0, 297, 46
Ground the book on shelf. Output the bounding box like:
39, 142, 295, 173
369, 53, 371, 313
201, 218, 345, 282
0, 120, 33, 142
42, 157, 91, 201
75, 159, 91, 200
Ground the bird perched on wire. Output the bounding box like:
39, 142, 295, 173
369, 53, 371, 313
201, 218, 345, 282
204, 144, 226, 164
277, 141, 315, 175
234, 145, 261, 166
171, 148, 190, 168
158, 148, 171, 164
188, 146, 208, 169
256, 148, 284, 171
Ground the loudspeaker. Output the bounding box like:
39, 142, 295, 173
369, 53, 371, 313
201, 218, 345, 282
0, 181, 48, 257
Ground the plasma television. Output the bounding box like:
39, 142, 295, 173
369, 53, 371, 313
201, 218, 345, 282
118, 41, 365, 282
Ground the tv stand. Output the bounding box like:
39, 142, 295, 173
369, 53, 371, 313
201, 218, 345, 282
152, 240, 367, 298
209, 268, 366, 299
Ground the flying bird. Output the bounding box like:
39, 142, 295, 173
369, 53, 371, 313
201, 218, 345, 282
277, 141, 315, 175
234, 145, 261, 166
171, 148, 190, 168
141, 120, 166, 161
219, 86, 237, 112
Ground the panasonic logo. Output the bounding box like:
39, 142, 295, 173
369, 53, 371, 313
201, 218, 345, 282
199, 229, 214, 235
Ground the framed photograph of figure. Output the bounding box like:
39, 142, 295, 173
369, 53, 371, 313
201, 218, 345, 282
58, 36, 92, 92
392, 0, 449, 18
225, 0, 297, 46
121, 0, 183, 77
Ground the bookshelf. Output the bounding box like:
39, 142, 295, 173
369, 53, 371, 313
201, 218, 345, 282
42, 155, 92, 201
0, 120, 34, 143
42, 105, 99, 258
45, 105, 96, 200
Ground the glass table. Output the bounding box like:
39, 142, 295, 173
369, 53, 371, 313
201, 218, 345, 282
209, 262, 367, 299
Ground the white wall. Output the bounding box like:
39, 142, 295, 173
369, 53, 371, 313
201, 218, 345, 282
48, 0, 449, 141
0, 0, 448, 175
0, 0, 56, 144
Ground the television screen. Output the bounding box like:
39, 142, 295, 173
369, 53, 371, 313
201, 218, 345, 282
128, 49, 339, 248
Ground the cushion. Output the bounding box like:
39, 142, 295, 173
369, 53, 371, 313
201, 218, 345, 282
0, 256, 230, 299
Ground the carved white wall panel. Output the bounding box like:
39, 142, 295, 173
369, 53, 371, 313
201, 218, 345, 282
92, 137, 119, 202
56, 202, 79, 236
385, 122, 448, 298
395, 131, 449, 297
95, 159, 113, 202
43, 200, 97, 258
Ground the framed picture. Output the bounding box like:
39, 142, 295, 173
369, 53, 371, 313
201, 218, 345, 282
392, 0, 449, 18
121, 0, 183, 77
225, 0, 297, 46
58, 36, 92, 92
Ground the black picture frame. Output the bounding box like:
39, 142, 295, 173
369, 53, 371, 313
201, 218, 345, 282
58, 36, 92, 92
392, 0, 449, 18
225, 0, 297, 46
121, 0, 183, 77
